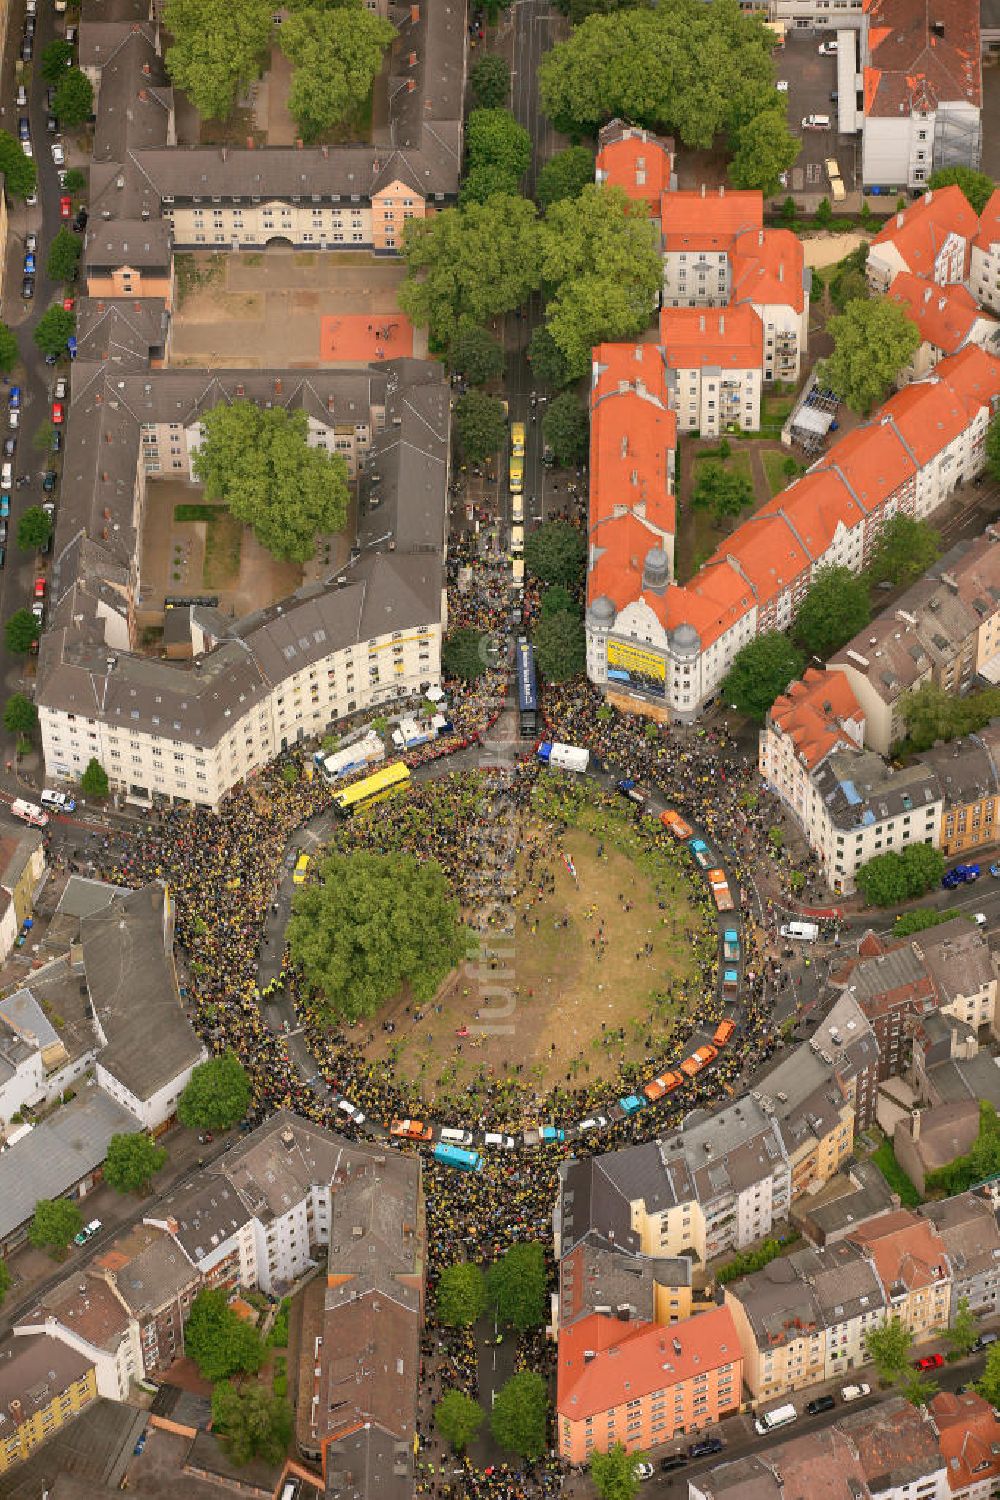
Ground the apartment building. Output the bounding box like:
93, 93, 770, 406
555, 1304, 742, 1465
15, 1274, 139, 1401
887, 273, 999, 379
848, 1209, 952, 1340
747, 1043, 855, 1195
0, 815, 46, 930
931, 1390, 1000, 1499
557, 1238, 694, 1333
867, 187, 980, 291
759, 665, 865, 823
970, 189, 1000, 316
92, 1222, 202, 1377
659, 306, 763, 437
893, 1101, 981, 1195
594, 120, 675, 210
832, 931, 939, 1082
0, 1335, 98, 1477
924, 728, 1000, 857
723, 1238, 886, 1400
860, 0, 982, 195
809, 989, 881, 1132
914, 916, 999, 1036
920, 1189, 1000, 1321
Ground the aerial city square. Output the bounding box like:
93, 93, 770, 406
2, 0, 1000, 1497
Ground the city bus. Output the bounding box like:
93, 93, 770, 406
433, 1141, 483, 1172
331, 762, 411, 817
516, 637, 538, 737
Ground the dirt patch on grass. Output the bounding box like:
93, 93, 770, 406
202, 510, 244, 589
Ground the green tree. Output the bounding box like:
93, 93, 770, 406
53, 69, 94, 128
400, 195, 542, 348
542, 393, 588, 468
944, 1296, 978, 1359
435, 1388, 484, 1453
46, 228, 82, 285
33, 305, 76, 360
892, 908, 954, 937
555, 0, 653, 19
470, 53, 511, 109
794, 564, 870, 659
41, 39, 74, 82
62, 167, 87, 194
454, 391, 507, 464
33, 419, 56, 456
487, 1242, 547, 1331
103, 1132, 167, 1195
528, 324, 573, 390
0, 323, 18, 375
448, 323, 505, 386
524, 519, 586, 586
691, 461, 753, 521
900, 1369, 938, 1407
288, 851, 468, 1024
537, 145, 596, 210
728, 109, 799, 195
533, 608, 585, 682
437, 1262, 488, 1327
186, 1288, 264, 1382
927, 167, 996, 215
29, 1198, 83, 1253
490, 1369, 548, 1459
211, 1381, 292, 1466
0, 131, 38, 199
869, 515, 941, 586
822, 299, 921, 414
16, 507, 53, 552
720, 632, 804, 721
461, 108, 532, 206
854, 843, 944, 906
193, 401, 349, 563
540, 185, 661, 379
864, 1316, 913, 1383
3, 694, 38, 736
442, 627, 491, 682
590, 1443, 643, 1500
986, 411, 1000, 484
281, 2, 395, 142
540, 584, 580, 618
178, 1053, 251, 1130
0, 1261, 10, 1308
5, 609, 42, 656
978, 1340, 1000, 1408
163, 0, 274, 120
80, 758, 110, 798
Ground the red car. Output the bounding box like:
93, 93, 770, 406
62, 297, 74, 313
59, 195, 72, 219
33, 576, 45, 599
51, 402, 63, 425
914, 1353, 944, 1371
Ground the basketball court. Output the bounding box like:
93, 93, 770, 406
319, 314, 414, 362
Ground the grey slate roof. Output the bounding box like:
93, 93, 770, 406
812, 749, 942, 833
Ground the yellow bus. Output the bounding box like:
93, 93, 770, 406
332, 761, 411, 817
511, 421, 526, 457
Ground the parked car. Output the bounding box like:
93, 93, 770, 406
52, 430, 62, 453
22, 273, 35, 298
133, 1431, 147, 1457
24, 253, 35, 275
660, 1454, 689, 1473
9, 387, 21, 410
74, 1218, 102, 1246
34, 576, 46, 599
40, 788, 75, 812
18, 118, 30, 141
974, 1333, 998, 1351
51, 142, 65, 166
914, 1353, 944, 1371
0, 522, 7, 545
0, 493, 10, 517
689, 1437, 724, 1458
633, 1465, 654, 1482
42, 471, 57, 492
16, 84, 27, 108
21, 139, 32, 157
7, 411, 16, 431
54, 377, 68, 400
841, 1384, 871, 1402
25, 233, 36, 254
776, 79, 789, 91
3, 437, 16, 459
52, 402, 64, 425
819, 38, 838, 53
60, 195, 72, 219
806, 1395, 836, 1415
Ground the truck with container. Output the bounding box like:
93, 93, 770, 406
723, 968, 739, 996
707, 869, 734, 911
536, 741, 590, 774
943, 863, 980, 889
616, 778, 647, 808
723, 928, 740, 962
522, 1125, 566, 1146
314, 731, 385, 784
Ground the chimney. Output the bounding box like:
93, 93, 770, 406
759, 228, 764, 246
700, 184, 706, 198
931, 20, 944, 37
700, 314, 706, 333
247, 136, 255, 150
719, 313, 725, 334
407, 79, 416, 93
409, 50, 418, 67
327, 395, 335, 412
322, 145, 329, 158
779, 263, 784, 282
274, 378, 283, 394
142, 62, 151, 76
411, 2, 420, 19
221, 146, 227, 162
896, 211, 905, 228
137, 88, 148, 102
9, 1400, 22, 1421
911, 1107, 921, 1142
295, 138, 303, 150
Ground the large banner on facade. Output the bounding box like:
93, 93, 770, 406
606, 639, 667, 699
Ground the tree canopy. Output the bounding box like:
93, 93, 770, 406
103, 1132, 167, 1195
986, 411, 1000, 484
193, 401, 348, 562
400, 195, 542, 348
163, 0, 274, 120
4, 694, 37, 737
869, 514, 940, 586
53, 68, 95, 128
540, 584, 580, 619
454, 391, 507, 464
899, 681, 1000, 753
5, 609, 42, 656
80, 758, 110, 798
442, 627, 491, 682
461, 108, 532, 205
542, 393, 589, 467
211, 1381, 292, 1466
29, 1198, 84, 1252
436, 1262, 488, 1327
46, 227, 82, 285
720, 632, 804, 721
0, 323, 18, 375
537, 145, 597, 210
33, 305, 76, 360
691, 460, 753, 521
590, 1443, 644, 1500
0, 131, 38, 199
16, 508, 52, 553
854, 843, 944, 907
448, 323, 505, 386
487, 1242, 547, 1331
178, 1053, 252, 1130
978, 1341, 1000, 1409
944, 1297, 979, 1358
822, 298, 921, 414
524, 520, 586, 587
186, 1288, 265, 1381
794, 564, 870, 660
491, 1370, 548, 1459
539, 0, 778, 146
281, 2, 394, 143
864, 1317, 912, 1383
532, 609, 585, 682
41, 40, 74, 82
288, 850, 468, 1023
927, 167, 996, 215
435, 1389, 484, 1453
470, 53, 511, 109
728, 109, 799, 196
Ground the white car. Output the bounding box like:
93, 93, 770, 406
776, 80, 789, 92
8, 411, 18, 430
54, 377, 68, 400
819, 39, 838, 54
51, 142, 65, 166
483, 1132, 515, 1150
21, 140, 32, 158
337, 1099, 367, 1126
634, 1463, 654, 1481
841, 1383, 871, 1402
578, 1115, 608, 1133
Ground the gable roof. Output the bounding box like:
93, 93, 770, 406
863, 0, 982, 117
871, 186, 979, 275
887, 271, 988, 354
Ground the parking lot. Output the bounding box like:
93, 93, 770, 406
776, 30, 860, 199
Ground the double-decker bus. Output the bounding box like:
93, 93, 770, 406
516, 637, 538, 737
331, 762, 411, 817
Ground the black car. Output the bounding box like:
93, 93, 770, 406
2, 437, 15, 459
806, 1395, 836, 1416
21, 277, 34, 300
660, 1454, 689, 1473
689, 1437, 724, 1459
52, 430, 63, 453
20, 37, 33, 61
0, 521, 8, 545
0, 546, 6, 571
46, 115, 57, 135
42, 471, 57, 492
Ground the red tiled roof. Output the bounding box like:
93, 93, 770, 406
715, 511, 810, 608
590, 344, 676, 538
931, 1390, 1000, 1492
862, 0, 981, 118
881, 372, 976, 466
588, 511, 668, 616
671, 561, 755, 649
769, 667, 864, 770
661, 188, 762, 254
818, 417, 917, 512
658, 305, 763, 372
935, 342, 1000, 415
871, 186, 979, 277
974, 188, 1000, 254
557, 1305, 741, 1421
732, 227, 805, 315
887, 271, 985, 354
596, 130, 673, 211
760, 468, 865, 558
848, 1209, 950, 1293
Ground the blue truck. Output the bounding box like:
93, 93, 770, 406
943, 863, 980, 890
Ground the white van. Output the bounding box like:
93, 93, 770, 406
510, 524, 524, 556
755, 1403, 797, 1435
511, 491, 524, 524
40, 788, 76, 813
802, 114, 831, 130
780, 921, 819, 942
439, 1126, 473, 1146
